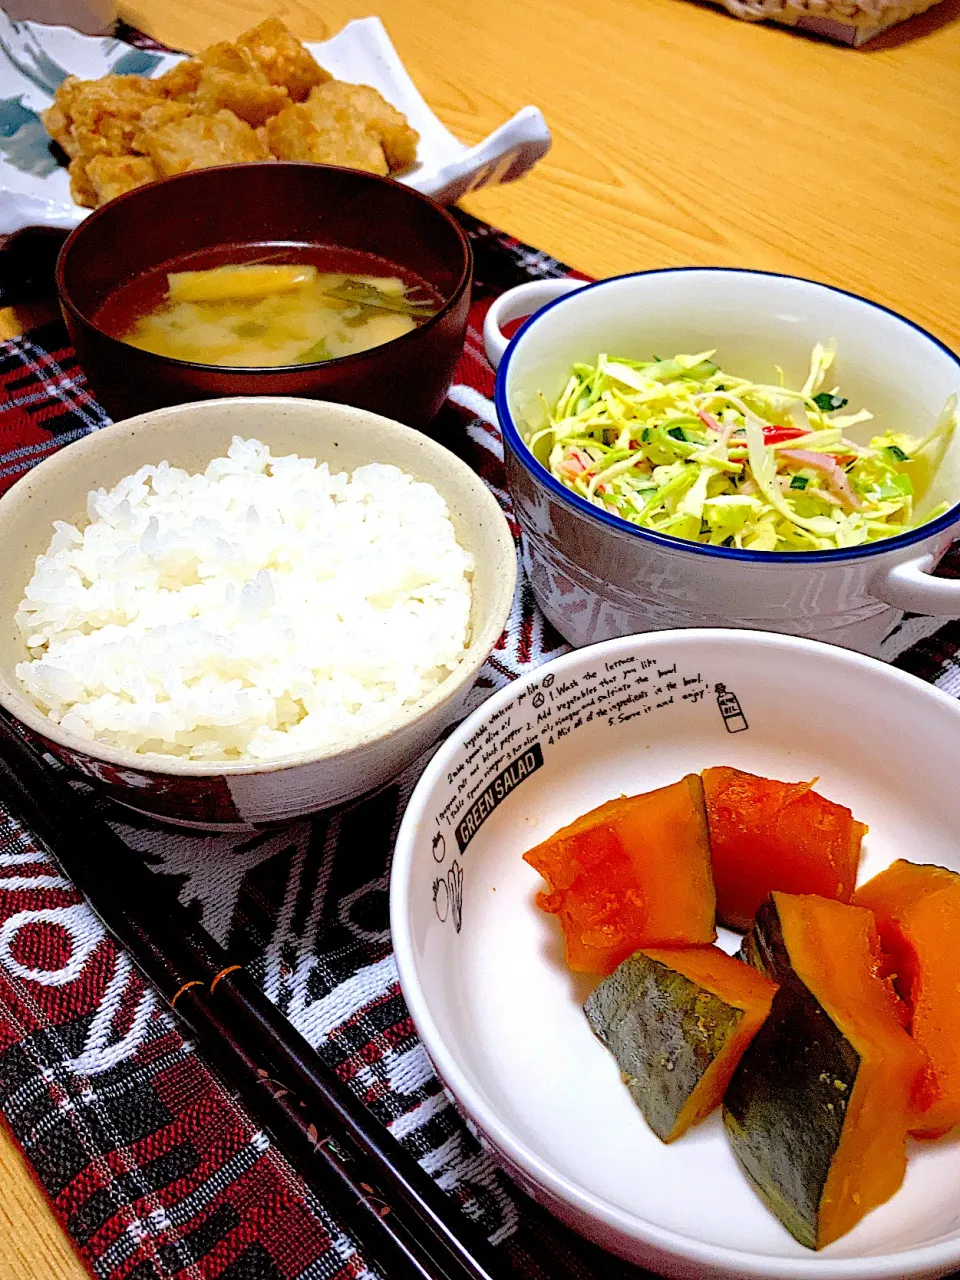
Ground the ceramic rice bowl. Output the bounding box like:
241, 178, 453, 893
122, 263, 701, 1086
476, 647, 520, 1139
0, 398, 517, 829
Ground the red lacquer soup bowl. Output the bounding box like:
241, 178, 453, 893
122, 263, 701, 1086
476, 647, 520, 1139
56, 162, 473, 428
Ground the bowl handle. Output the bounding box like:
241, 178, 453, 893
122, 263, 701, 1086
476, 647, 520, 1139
871, 550, 960, 616
483, 278, 587, 369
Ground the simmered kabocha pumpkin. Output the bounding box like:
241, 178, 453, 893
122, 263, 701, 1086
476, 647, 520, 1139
854, 859, 960, 1139
702, 767, 867, 930
725, 893, 926, 1249
523, 776, 716, 975
584, 946, 778, 1142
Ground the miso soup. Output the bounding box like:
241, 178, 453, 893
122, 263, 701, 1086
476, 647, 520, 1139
94, 243, 443, 368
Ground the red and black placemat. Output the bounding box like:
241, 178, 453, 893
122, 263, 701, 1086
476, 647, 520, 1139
1, 209, 959, 1280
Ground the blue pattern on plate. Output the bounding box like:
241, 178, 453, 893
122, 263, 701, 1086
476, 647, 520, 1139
0, 94, 57, 176
0, 28, 70, 93
108, 49, 161, 75
0, 36, 160, 176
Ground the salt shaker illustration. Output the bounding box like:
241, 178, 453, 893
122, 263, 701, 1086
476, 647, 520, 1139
715, 683, 748, 733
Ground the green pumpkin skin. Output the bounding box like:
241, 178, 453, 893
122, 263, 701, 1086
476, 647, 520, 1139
585, 951, 746, 1143
737, 895, 790, 979
727, 892, 922, 1251
722, 971, 858, 1250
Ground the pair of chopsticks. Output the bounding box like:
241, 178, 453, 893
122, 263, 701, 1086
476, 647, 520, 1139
0, 714, 506, 1280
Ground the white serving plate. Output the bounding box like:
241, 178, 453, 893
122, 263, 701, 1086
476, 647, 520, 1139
391, 628, 960, 1280
0, 9, 551, 234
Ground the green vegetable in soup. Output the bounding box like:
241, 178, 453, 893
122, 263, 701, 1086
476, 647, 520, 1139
322, 278, 439, 318
298, 338, 333, 364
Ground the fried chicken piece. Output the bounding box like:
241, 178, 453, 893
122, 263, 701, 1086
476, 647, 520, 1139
166, 38, 290, 127
85, 154, 159, 203
265, 81, 418, 175
67, 155, 97, 206
134, 101, 195, 137
234, 18, 329, 102
44, 102, 77, 157
44, 18, 416, 209
43, 76, 89, 157
307, 81, 418, 172
199, 38, 260, 76
193, 66, 290, 127
264, 94, 388, 175
153, 57, 203, 98
43, 74, 163, 160
137, 107, 271, 177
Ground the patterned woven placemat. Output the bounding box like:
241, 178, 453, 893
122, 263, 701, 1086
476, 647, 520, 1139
1, 209, 958, 1280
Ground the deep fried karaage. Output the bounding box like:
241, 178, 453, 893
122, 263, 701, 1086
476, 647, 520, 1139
137, 109, 271, 178
267, 81, 418, 174
265, 90, 389, 175
42, 17, 419, 208
234, 18, 329, 101
85, 154, 160, 204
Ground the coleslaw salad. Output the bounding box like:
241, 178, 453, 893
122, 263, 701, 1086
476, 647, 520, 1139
527, 345, 958, 553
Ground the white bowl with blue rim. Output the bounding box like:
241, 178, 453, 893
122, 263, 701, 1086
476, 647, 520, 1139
391, 626, 960, 1279
483, 269, 960, 656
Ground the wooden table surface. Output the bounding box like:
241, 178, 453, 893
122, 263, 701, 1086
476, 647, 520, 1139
1, 0, 958, 1273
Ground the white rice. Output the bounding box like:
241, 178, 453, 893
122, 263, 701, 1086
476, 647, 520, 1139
15, 436, 473, 761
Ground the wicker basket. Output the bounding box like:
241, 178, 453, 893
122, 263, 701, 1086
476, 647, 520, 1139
711, 0, 943, 43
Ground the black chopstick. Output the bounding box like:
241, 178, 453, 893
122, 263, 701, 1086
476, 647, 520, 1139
0, 227, 67, 306
0, 714, 507, 1280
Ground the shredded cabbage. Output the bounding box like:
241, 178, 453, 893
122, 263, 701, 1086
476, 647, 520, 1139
526, 347, 958, 552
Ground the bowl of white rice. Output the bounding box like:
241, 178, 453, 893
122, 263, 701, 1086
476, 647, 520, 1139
0, 397, 516, 829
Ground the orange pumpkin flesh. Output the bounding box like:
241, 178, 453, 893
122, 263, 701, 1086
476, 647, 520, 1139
702, 766, 867, 931
853, 859, 960, 1139
523, 775, 716, 975
728, 893, 925, 1249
